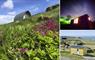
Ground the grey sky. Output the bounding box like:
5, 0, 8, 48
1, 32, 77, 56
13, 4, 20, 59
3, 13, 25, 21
60, 30, 95, 37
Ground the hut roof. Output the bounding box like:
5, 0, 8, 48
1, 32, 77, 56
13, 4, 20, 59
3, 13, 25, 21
70, 45, 86, 48
14, 11, 31, 21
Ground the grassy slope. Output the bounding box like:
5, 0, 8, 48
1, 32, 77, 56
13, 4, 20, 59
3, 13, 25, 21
0, 6, 59, 34
0, 7, 59, 54
61, 51, 84, 60
0, 6, 59, 60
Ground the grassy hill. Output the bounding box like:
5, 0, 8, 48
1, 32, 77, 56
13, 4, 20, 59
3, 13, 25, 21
0, 6, 59, 36
1, 6, 59, 25
0, 6, 59, 60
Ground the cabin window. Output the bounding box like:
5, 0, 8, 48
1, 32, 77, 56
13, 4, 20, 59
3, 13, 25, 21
74, 18, 78, 24
88, 17, 91, 21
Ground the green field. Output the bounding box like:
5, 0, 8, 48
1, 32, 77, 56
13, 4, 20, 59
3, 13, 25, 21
60, 51, 84, 60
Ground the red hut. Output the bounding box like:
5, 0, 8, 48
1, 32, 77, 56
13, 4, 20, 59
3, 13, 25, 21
71, 14, 93, 29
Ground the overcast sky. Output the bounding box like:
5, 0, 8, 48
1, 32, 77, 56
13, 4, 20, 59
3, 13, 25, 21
0, 0, 59, 24
60, 30, 95, 37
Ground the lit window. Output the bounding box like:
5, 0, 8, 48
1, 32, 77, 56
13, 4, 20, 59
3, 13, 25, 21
88, 17, 91, 21
74, 18, 78, 24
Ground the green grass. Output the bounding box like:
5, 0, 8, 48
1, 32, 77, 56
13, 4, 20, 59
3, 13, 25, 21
61, 51, 84, 60
0, 6, 59, 60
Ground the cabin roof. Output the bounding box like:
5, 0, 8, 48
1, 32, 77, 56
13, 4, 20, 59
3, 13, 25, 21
14, 11, 31, 21
70, 45, 86, 48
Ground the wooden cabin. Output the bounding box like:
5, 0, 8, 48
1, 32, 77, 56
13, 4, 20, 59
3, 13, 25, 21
61, 14, 95, 29
71, 14, 94, 29
70, 45, 87, 55
14, 11, 31, 22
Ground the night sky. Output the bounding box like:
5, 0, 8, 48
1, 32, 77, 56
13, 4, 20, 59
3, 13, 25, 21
61, 0, 95, 21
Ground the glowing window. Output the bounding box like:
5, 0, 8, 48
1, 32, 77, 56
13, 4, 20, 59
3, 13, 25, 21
74, 18, 78, 24
88, 17, 91, 21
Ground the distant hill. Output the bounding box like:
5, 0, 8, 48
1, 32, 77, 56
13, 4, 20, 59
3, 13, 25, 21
46, 4, 59, 12
61, 36, 95, 47
61, 36, 95, 40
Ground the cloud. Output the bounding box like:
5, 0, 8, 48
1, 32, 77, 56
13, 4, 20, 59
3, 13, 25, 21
1, 0, 14, 9
30, 6, 40, 15
32, 7, 39, 12
8, 11, 16, 15
0, 15, 14, 24
0, 11, 16, 24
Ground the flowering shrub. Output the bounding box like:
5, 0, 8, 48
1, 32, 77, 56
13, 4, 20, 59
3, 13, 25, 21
0, 20, 59, 60
33, 19, 59, 35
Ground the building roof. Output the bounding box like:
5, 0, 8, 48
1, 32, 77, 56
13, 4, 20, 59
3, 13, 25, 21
14, 11, 31, 21
70, 45, 86, 48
